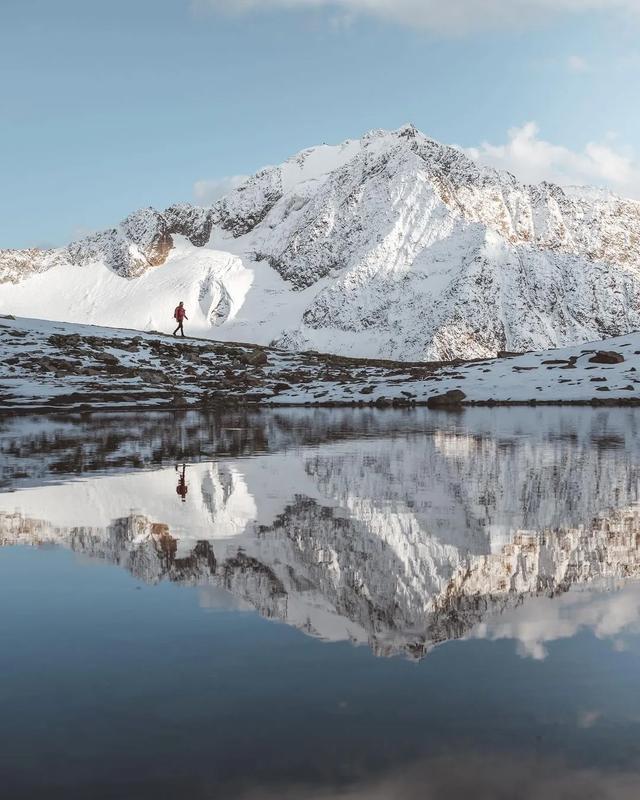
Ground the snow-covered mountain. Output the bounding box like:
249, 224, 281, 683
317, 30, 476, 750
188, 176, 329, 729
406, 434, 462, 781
3, 125, 640, 361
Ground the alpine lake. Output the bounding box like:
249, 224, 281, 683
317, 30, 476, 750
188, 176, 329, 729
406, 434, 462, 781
2, 406, 640, 799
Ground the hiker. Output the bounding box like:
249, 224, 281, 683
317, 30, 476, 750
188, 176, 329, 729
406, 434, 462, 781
176, 464, 188, 502
173, 301, 188, 337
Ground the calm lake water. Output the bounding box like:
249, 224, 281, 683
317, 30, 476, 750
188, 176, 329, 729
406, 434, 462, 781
2, 407, 640, 799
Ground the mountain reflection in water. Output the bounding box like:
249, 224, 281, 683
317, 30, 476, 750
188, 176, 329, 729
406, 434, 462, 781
3, 407, 640, 660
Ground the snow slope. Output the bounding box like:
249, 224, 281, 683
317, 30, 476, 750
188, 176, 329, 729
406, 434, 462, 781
1, 315, 639, 411
0, 317, 640, 411
3, 126, 640, 361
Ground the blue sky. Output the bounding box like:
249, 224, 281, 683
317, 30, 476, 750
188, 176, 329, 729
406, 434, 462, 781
1, 0, 639, 248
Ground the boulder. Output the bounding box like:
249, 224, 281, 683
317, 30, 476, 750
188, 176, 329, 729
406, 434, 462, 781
589, 351, 624, 364
237, 349, 268, 367
427, 389, 467, 408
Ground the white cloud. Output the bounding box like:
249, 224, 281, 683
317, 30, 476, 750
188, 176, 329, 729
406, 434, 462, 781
472, 579, 640, 661
197, 0, 640, 35
567, 54, 589, 73
463, 122, 640, 198
238, 753, 640, 800
193, 175, 249, 204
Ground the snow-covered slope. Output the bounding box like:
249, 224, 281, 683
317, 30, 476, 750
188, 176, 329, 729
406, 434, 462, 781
1, 315, 639, 411
3, 126, 640, 361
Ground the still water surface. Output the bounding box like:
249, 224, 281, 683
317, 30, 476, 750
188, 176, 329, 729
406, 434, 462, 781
2, 408, 640, 798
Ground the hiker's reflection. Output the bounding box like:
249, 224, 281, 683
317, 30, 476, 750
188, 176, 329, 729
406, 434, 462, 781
176, 464, 188, 502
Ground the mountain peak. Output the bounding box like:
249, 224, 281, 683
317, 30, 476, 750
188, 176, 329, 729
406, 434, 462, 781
395, 122, 419, 138
2, 126, 640, 361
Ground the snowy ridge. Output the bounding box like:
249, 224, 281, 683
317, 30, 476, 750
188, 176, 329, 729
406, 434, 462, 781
3, 126, 640, 360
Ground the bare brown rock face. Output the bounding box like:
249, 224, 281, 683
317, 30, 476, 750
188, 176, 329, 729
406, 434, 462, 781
589, 351, 625, 364
145, 231, 173, 267
0, 203, 218, 283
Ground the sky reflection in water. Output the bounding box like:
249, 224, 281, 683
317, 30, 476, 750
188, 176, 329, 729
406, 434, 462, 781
1, 407, 640, 798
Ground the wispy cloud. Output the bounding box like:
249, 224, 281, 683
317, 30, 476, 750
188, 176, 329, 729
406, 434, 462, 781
471, 578, 640, 661
463, 122, 640, 198
567, 54, 589, 73
193, 175, 249, 204
196, 0, 640, 35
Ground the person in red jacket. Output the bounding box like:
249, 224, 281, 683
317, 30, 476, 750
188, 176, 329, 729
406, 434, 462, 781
176, 464, 188, 502
173, 301, 188, 337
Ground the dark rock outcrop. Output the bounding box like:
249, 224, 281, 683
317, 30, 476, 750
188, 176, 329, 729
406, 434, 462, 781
589, 351, 625, 364
427, 389, 467, 408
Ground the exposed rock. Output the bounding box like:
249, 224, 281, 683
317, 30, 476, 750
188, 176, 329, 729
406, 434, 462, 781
216, 168, 283, 237
426, 389, 467, 408
162, 203, 215, 247
2, 205, 215, 284
3, 303, 640, 411
0, 248, 64, 284
237, 350, 268, 367
120, 207, 173, 268
589, 350, 625, 364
